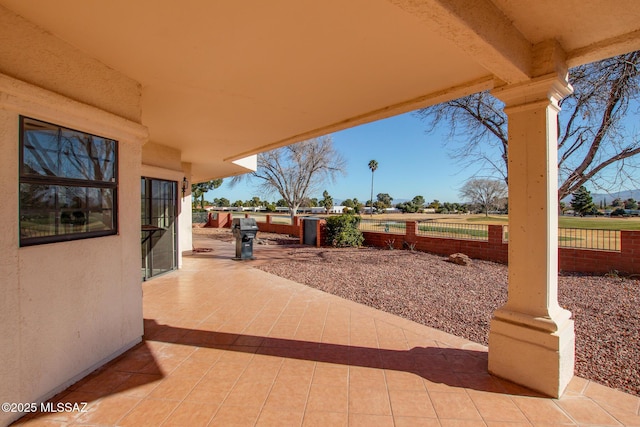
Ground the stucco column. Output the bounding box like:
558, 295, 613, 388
488, 73, 575, 397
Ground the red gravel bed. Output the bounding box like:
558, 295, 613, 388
255, 245, 640, 396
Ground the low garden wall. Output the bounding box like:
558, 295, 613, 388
257, 215, 303, 237
363, 222, 508, 263
204, 212, 303, 238
559, 230, 640, 274
199, 213, 639, 275
359, 221, 640, 275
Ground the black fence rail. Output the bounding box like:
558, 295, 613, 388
270, 216, 292, 225
558, 228, 621, 251
502, 225, 620, 251
359, 219, 406, 234
192, 211, 209, 224
235, 213, 293, 224
416, 222, 488, 241
238, 213, 265, 223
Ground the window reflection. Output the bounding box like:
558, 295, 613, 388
19, 117, 118, 246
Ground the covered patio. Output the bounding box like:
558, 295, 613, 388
14, 240, 640, 426
3, 1, 640, 424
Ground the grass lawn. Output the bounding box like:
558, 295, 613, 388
241, 212, 640, 230
557, 216, 640, 230
448, 214, 640, 230
418, 223, 488, 238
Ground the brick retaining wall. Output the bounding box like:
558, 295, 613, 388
204, 212, 303, 238
559, 230, 640, 274
363, 222, 508, 264
362, 222, 639, 275
256, 215, 303, 238
202, 214, 639, 275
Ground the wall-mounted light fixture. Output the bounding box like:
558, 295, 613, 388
181, 177, 188, 197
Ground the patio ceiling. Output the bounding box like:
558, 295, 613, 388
1, 0, 639, 182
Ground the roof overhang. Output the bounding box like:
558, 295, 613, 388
1, 0, 639, 182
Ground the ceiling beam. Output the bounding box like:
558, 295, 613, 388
388, 0, 533, 84
567, 29, 640, 68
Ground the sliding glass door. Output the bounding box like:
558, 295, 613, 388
141, 177, 177, 280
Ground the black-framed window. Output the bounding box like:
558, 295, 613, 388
19, 116, 118, 246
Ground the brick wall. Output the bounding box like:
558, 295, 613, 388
256, 215, 302, 238
205, 212, 301, 235
206, 211, 232, 228
203, 215, 639, 275
361, 222, 639, 275
559, 230, 640, 275
362, 223, 507, 264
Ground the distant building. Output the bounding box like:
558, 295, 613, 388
384, 208, 402, 214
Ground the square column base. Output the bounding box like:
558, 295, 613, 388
488, 314, 575, 397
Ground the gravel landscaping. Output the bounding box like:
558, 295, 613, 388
255, 244, 639, 397
193, 228, 639, 396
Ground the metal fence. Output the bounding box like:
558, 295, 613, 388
359, 219, 406, 234
192, 211, 209, 224
502, 225, 621, 251
244, 214, 266, 223
270, 215, 292, 225
416, 222, 488, 241
228, 212, 292, 225
557, 228, 620, 251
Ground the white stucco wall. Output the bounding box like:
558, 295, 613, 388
180, 163, 193, 260
0, 11, 147, 424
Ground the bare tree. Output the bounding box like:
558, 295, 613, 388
416, 51, 640, 201
459, 178, 507, 216
230, 136, 346, 219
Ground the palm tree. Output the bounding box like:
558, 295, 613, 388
368, 160, 378, 217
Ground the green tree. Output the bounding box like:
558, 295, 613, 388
320, 190, 333, 212
570, 186, 596, 216
625, 198, 638, 209
368, 160, 378, 217
352, 198, 363, 214
373, 201, 387, 212
342, 198, 362, 214
215, 197, 230, 207
191, 179, 223, 209
396, 195, 425, 213
376, 193, 393, 209
232, 200, 244, 208
559, 201, 567, 214
245, 196, 262, 207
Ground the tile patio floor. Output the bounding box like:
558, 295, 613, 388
13, 237, 640, 426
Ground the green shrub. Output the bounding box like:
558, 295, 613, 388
611, 208, 627, 217
325, 214, 364, 247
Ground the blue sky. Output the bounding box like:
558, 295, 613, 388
215, 111, 480, 204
